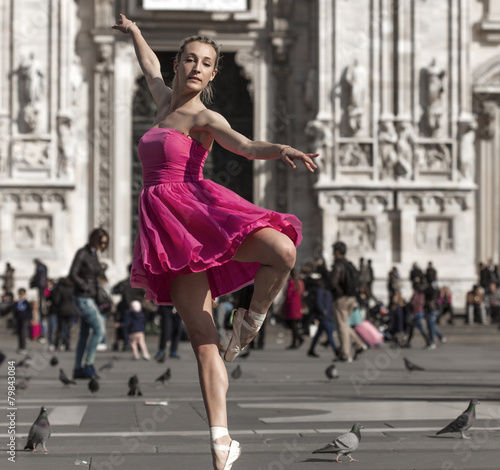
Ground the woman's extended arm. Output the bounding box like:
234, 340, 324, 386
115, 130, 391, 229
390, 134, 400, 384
203, 111, 319, 173
112, 13, 170, 106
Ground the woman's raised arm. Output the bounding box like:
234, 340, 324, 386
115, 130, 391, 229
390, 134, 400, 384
112, 13, 171, 106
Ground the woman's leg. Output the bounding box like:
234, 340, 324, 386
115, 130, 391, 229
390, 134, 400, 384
170, 271, 238, 469
228, 228, 296, 355
232, 228, 296, 315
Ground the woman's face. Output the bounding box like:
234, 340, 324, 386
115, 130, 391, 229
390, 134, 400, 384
97, 236, 108, 252
174, 42, 218, 94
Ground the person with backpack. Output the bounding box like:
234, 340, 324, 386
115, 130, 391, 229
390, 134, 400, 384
330, 241, 366, 362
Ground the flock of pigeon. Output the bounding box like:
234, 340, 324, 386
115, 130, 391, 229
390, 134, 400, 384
19, 351, 482, 462
17, 353, 173, 453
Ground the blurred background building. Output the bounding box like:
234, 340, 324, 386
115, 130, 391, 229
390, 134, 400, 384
1, 0, 499, 301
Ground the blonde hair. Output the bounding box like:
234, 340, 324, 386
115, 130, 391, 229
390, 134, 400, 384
174, 36, 221, 105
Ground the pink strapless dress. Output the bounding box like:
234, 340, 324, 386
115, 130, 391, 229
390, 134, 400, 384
130, 127, 302, 305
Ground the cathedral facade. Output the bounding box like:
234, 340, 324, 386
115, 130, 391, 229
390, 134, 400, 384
1, 0, 499, 301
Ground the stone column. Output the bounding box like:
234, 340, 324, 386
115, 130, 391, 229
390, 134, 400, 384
92, 36, 114, 238
395, 0, 413, 122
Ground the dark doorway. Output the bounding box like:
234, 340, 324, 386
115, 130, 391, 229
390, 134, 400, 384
130, 51, 254, 248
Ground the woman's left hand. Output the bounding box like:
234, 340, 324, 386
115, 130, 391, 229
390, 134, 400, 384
280, 147, 319, 173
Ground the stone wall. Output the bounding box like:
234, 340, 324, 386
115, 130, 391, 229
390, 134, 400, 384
0, 0, 499, 307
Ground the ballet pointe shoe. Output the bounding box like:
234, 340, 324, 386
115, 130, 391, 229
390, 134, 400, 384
211, 427, 241, 470
224, 308, 265, 362
211, 438, 241, 470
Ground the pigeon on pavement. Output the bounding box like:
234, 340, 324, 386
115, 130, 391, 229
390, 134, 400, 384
18, 355, 32, 369
99, 358, 115, 372
325, 364, 339, 380
88, 377, 99, 395
404, 357, 425, 372
17, 376, 30, 391
50, 356, 58, 367
313, 423, 363, 462
436, 399, 479, 439
24, 406, 51, 452
231, 365, 242, 380
128, 374, 142, 397
59, 369, 76, 388
155, 368, 171, 386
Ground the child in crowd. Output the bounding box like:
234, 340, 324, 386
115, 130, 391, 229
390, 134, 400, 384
115, 300, 151, 360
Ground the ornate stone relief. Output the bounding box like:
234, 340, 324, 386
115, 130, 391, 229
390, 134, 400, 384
416, 218, 453, 252
401, 191, 468, 212
1, 189, 67, 211
94, 39, 114, 233
11, 140, 50, 169
234, 48, 258, 98
338, 143, 372, 167
416, 143, 451, 172
14, 215, 53, 250
324, 191, 391, 213
337, 217, 376, 252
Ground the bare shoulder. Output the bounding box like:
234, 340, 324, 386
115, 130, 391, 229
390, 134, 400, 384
197, 109, 231, 130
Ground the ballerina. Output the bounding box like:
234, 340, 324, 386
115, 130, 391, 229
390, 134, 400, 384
112, 14, 318, 469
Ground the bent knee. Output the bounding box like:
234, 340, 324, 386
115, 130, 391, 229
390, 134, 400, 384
278, 238, 296, 271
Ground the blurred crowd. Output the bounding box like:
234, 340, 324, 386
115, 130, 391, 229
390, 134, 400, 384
1, 242, 498, 370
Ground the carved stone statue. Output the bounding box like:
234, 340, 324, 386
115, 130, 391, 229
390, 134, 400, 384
378, 120, 398, 179
305, 119, 333, 177
96, 43, 114, 72
19, 52, 44, 104
305, 119, 333, 154
18, 52, 45, 132
341, 59, 366, 135
458, 117, 477, 181
421, 59, 446, 137
395, 121, 414, 178
57, 115, 74, 177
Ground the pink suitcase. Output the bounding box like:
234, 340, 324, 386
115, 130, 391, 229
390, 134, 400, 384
353, 320, 383, 348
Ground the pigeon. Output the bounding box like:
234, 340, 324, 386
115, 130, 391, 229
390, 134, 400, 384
231, 365, 242, 380
128, 374, 142, 397
59, 368, 76, 388
17, 377, 30, 391
49, 356, 58, 367
325, 364, 339, 380
436, 399, 479, 439
88, 377, 99, 395
17, 355, 32, 369
24, 406, 51, 452
98, 358, 115, 372
404, 357, 425, 372
155, 368, 171, 386
313, 423, 363, 463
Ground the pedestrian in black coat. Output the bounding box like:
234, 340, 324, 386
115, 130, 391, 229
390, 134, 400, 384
13, 288, 33, 353
51, 278, 79, 351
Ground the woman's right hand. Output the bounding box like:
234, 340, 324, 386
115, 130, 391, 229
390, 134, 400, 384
111, 13, 136, 33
